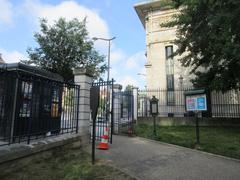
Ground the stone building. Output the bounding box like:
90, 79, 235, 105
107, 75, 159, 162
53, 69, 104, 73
134, 0, 192, 91
135, 1, 240, 118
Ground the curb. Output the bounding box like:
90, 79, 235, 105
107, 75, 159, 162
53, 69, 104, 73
136, 136, 240, 163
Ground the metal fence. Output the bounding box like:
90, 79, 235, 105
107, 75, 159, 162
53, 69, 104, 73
0, 67, 80, 146
138, 88, 240, 118
113, 91, 134, 135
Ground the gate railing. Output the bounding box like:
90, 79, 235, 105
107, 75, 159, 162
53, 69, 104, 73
113, 90, 134, 135
91, 79, 114, 143
138, 88, 240, 118
0, 68, 80, 146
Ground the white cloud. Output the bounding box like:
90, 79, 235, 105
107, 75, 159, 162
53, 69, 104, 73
110, 48, 126, 64
119, 76, 139, 88
23, 0, 109, 39
0, 0, 13, 24
0, 48, 27, 63
126, 51, 146, 69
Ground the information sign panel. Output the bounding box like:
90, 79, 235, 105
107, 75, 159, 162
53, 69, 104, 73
186, 94, 207, 111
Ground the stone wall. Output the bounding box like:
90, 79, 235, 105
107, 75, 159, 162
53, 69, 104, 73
0, 133, 86, 174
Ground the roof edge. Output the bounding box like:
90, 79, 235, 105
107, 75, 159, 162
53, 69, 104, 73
134, 0, 173, 28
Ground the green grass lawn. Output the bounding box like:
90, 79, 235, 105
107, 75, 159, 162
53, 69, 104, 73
1, 147, 135, 180
134, 124, 240, 159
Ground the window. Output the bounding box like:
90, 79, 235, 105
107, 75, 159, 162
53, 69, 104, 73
165, 46, 175, 105
166, 74, 174, 90
165, 46, 174, 76
165, 46, 173, 59
167, 91, 175, 106
19, 81, 32, 117
51, 88, 60, 118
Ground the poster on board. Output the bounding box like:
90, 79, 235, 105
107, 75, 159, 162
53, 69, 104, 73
186, 94, 207, 111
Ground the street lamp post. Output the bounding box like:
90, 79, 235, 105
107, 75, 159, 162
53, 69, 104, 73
137, 73, 146, 76
92, 36, 116, 144
92, 37, 116, 83
179, 75, 183, 89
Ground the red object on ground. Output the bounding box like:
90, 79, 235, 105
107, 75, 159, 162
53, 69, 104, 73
97, 129, 109, 150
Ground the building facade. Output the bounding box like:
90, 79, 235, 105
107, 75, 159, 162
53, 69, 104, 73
135, 0, 192, 90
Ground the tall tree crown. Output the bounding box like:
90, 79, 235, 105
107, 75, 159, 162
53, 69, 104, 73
22, 18, 107, 81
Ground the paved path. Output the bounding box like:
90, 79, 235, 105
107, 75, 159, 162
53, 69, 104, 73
96, 135, 240, 180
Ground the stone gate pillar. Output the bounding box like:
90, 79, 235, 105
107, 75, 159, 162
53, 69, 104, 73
132, 87, 138, 122
113, 84, 122, 134
73, 68, 93, 143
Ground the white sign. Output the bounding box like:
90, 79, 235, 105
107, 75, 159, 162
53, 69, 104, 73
186, 94, 207, 111
152, 104, 157, 114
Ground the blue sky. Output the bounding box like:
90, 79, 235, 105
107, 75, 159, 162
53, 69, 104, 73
0, 0, 147, 88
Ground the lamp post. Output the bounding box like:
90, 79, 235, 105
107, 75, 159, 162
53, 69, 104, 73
92, 37, 116, 83
150, 96, 159, 136
179, 75, 183, 89
137, 73, 146, 76
92, 37, 115, 141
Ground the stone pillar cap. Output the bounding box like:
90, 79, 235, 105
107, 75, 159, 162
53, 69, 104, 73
132, 86, 139, 89
113, 84, 122, 90
73, 68, 93, 77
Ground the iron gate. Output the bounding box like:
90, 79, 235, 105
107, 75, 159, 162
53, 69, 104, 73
113, 90, 134, 135
90, 79, 114, 143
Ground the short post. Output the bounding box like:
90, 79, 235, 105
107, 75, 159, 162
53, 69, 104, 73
150, 96, 158, 137
195, 111, 200, 144
132, 87, 138, 123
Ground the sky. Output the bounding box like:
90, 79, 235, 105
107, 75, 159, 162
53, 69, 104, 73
0, 0, 147, 89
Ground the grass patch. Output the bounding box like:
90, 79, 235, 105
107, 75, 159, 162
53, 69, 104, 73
134, 124, 240, 159
1, 146, 135, 180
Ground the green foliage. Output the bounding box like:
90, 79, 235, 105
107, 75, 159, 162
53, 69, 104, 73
163, 0, 240, 91
125, 85, 133, 92
22, 18, 107, 81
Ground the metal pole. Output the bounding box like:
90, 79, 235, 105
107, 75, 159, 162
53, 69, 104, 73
195, 111, 200, 144
110, 79, 114, 144
76, 86, 80, 134
107, 40, 110, 83
10, 78, 19, 144
106, 40, 110, 139
92, 110, 96, 165
153, 115, 156, 136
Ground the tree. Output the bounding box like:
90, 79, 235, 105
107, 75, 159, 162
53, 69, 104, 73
22, 18, 107, 81
163, 0, 240, 91
124, 85, 133, 92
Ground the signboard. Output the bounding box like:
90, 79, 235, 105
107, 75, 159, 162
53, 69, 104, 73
151, 103, 157, 114
186, 94, 207, 111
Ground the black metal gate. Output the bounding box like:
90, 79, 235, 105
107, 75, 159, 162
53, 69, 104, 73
90, 79, 114, 143
113, 90, 134, 135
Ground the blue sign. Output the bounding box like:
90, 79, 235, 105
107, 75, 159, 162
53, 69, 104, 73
197, 97, 206, 110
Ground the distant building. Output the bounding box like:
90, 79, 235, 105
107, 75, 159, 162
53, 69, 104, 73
0, 54, 5, 64
134, 0, 193, 91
